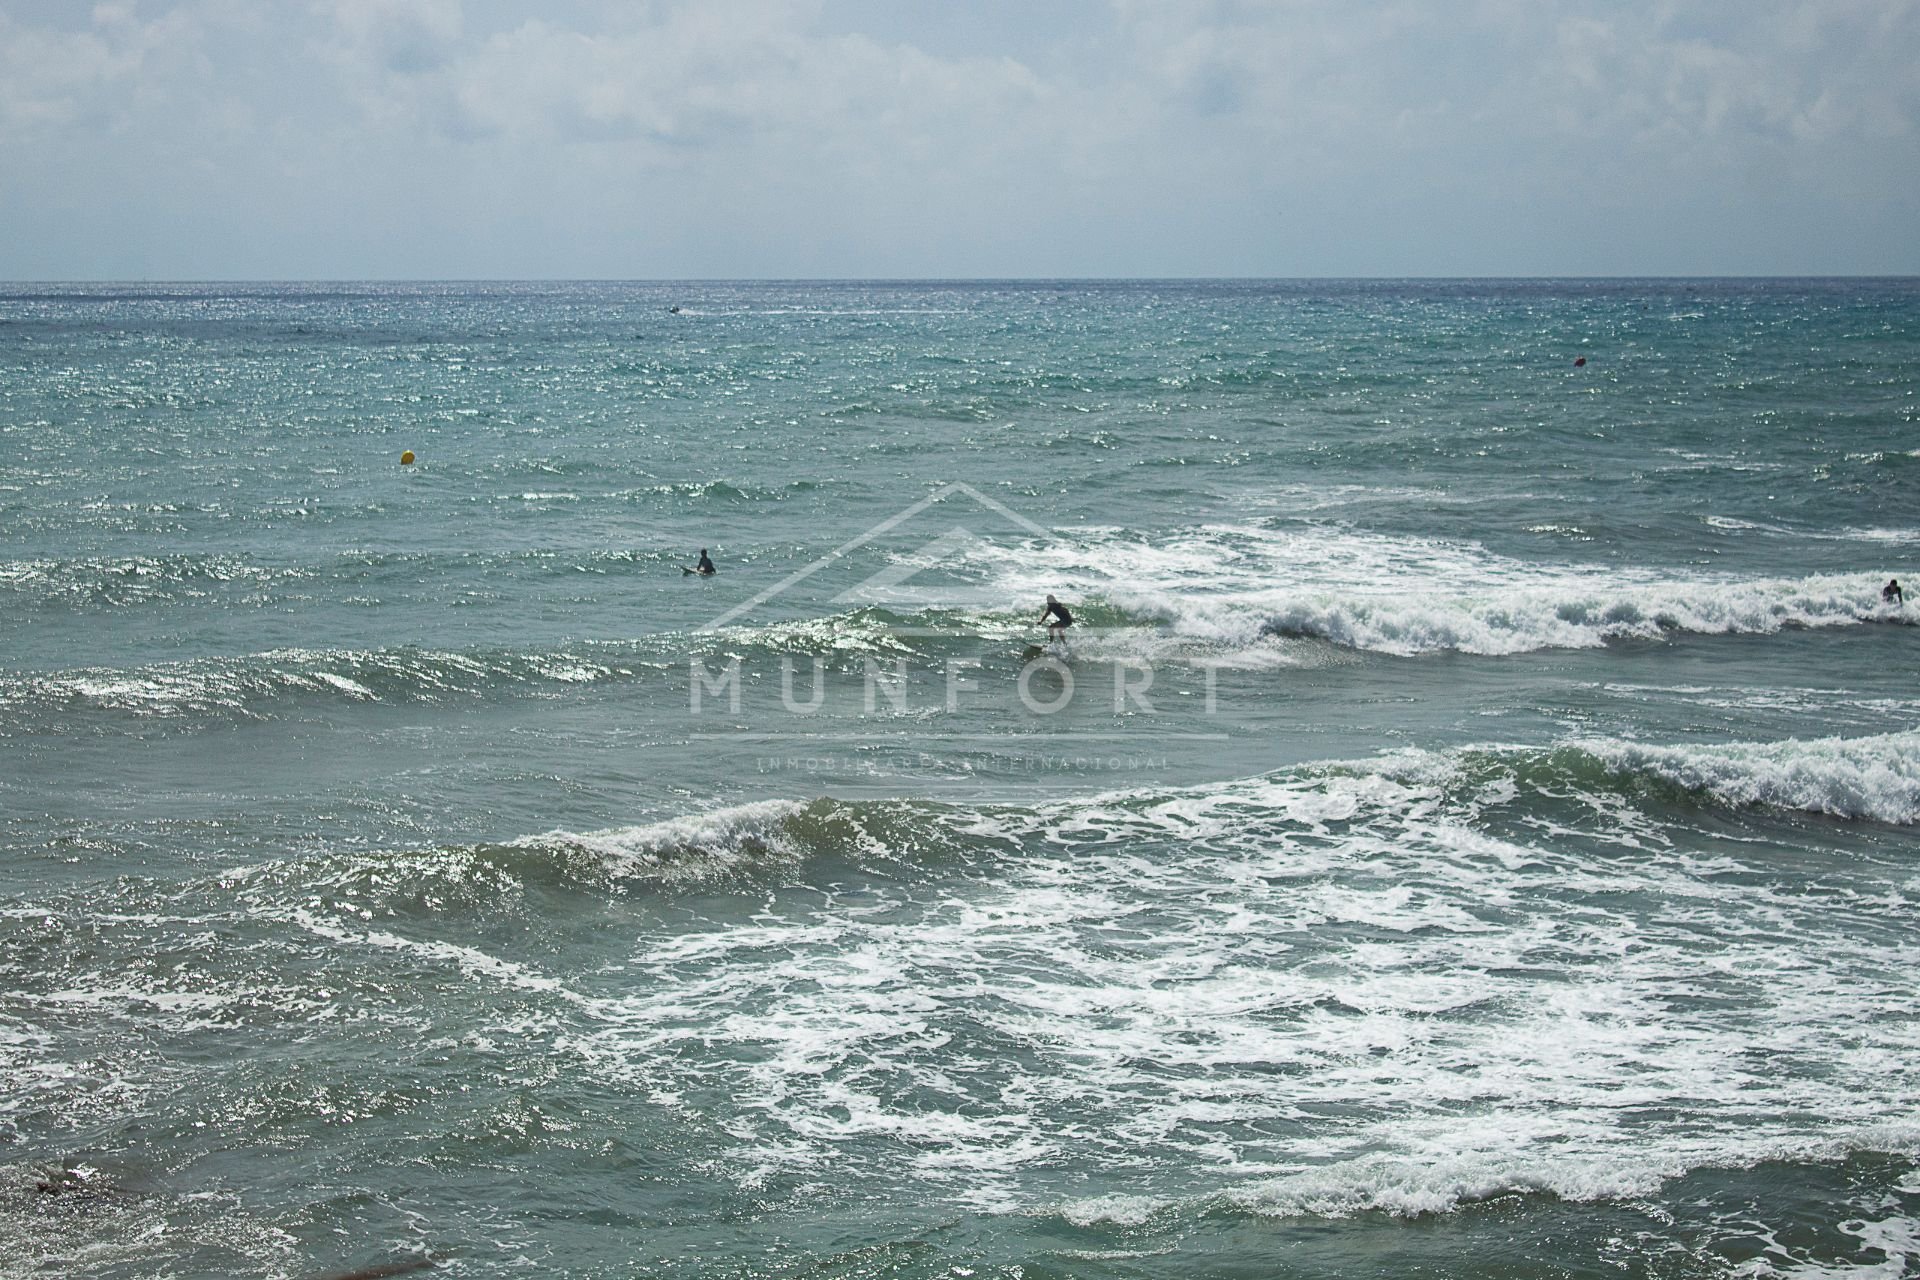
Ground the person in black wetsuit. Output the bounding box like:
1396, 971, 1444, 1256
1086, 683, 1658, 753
1040, 594, 1074, 641
694, 548, 716, 576
1885, 579, 1904, 605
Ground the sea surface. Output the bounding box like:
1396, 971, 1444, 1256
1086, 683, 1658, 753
2, 279, 1917, 1278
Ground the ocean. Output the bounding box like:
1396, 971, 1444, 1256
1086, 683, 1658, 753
2, 279, 1917, 1278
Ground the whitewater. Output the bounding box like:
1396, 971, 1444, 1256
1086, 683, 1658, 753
2, 279, 1917, 1279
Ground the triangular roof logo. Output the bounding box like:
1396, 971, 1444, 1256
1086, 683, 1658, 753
829, 525, 997, 608
701, 482, 1050, 631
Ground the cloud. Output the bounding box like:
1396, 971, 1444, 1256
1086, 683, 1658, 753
0, 4, 161, 137
317, 0, 462, 73
328, 6, 1052, 163
0, 0, 1915, 276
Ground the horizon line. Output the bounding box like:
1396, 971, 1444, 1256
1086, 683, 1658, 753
5, 273, 1919, 287
3, 272, 1920, 289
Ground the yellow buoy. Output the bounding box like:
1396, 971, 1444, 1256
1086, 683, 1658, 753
400, 450, 415, 465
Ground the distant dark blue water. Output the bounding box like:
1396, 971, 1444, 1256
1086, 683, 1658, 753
3, 280, 1918, 1278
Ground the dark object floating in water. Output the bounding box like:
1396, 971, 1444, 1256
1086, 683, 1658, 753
1573, 356, 1587, 367
310, 1259, 435, 1280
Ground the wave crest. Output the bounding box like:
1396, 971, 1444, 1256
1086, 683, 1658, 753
1576, 730, 1920, 825
515, 799, 811, 882
513, 796, 962, 884
1137, 574, 1904, 657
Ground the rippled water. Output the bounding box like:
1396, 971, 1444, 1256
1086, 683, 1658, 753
3, 280, 1918, 1278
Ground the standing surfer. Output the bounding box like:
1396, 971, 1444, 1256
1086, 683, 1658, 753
1040, 594, 1074, 642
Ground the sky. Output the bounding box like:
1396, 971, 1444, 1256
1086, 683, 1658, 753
1, 0, 1917, 279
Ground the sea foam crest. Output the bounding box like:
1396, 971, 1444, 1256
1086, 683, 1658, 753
1054, 1123, 1920, 1226
1225, 1151, 1670, 1220
519, 799, 809, 881
1130, 573, 1902, 657
1345, 731, 1920, 826
1579, 729, 1920, 825
0, 643, 665, 725
968, 524, 1905, 658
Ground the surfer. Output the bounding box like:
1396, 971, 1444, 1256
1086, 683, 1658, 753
684, 548, 715, 577
1040, 594, 1074, 642
1885, 578, 1904, 605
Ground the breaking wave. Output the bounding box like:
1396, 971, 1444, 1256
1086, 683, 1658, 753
0, 642, 672, 727
931, 523, 1910, 660
1122, 572, 1904, 658
1575, 730, 1920, 825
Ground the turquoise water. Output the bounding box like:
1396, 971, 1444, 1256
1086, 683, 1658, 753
3, 280, 1918, 1278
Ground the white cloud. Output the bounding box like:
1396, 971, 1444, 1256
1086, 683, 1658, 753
0, 4, 156, 136
0, 0, 1915, 276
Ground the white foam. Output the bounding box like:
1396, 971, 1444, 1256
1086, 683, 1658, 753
1137, 572, 1896, 657
1581, 730, 1920, 824
532, 736, 1920, 1218
152, 730, 1920, 1229
523, 798, 809, 879
959, 523, 1903, 659
1228, 1150, 1671, 1219
309, 671, 374, 697
1736, 1213, 1920, 1277
1056, 1193, 1166, 1227
1834, 527, 1920, 545
39, 985, 229, 1014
